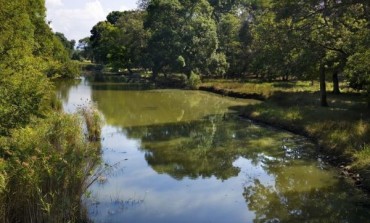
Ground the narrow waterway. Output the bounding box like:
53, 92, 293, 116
57, 78, 370, 223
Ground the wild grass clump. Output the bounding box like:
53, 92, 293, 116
0, 110, 102, 222
80, 105, 103, 141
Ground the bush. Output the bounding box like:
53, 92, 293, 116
47, 60, 82, 78
0, 63, 52, 136
187, 71, 202, 89
0, 109, 101, 222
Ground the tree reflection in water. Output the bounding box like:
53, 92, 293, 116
243, 175, 370, 222
57, 80, 370, 222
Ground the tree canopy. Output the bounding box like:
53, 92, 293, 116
82, 0, 369, 106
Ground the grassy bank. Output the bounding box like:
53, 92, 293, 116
200, 79, 370, 189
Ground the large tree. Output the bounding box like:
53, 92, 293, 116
145, 0, 221, 79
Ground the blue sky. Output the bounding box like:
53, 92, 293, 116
46, 0, 138, 41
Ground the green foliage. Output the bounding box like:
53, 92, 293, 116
217, 13, 244, 76
47, 60, 81, 78
209, 52, 229, 77
0, 60, 52, 136
110, 11, 149, 72
90, 21, 117, 64
80, 105, 103, 141
0, 111, 101, 222
54, 32, 76, 58
76, 37, 94, 61
187, 71, 202, 89
0, 0, 98, 221
346, 50, 370, 90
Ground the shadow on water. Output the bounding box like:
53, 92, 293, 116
54, 78, 82, 103
103, 111, 370, 222
56, 79, 370, 223
123, 114, 318, 181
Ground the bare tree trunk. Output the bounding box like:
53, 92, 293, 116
320, 65, 328, 107
332, 70, 341, 94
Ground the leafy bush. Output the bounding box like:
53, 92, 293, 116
47, 60, 82, 78
0, 63, 52, 136
187, 71, 202, 89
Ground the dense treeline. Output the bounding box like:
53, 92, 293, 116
83, 0, 369, 106
0, 0, 100, 222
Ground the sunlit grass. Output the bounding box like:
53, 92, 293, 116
202, 78, 370, 189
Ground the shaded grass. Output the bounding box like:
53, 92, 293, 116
202, 79, 370, 189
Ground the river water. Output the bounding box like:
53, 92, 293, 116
57, 78, 370, 223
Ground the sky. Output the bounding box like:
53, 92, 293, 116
46, 0, 138, 41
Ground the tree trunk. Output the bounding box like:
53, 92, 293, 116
320, 66, 328, 107
152, 68, 158, 81
332, 70, 340, 94
127, 67, 133, 75
367, 87, 370, 108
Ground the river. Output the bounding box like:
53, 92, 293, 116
57, 78, 370, 223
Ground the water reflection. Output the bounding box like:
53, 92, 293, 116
123, 115, 319, 181
56, 79, 370, 223
244, 177, 369, 222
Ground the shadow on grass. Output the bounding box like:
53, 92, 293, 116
229, 90, 370, 176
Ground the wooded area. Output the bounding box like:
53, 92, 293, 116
78, 0, 370, 106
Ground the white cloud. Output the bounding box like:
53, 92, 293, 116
47, 0, 106, 40
46, 0, 137, 41
119, 4, 129, 11
46, 0, 63, 7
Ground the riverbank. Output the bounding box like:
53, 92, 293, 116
199, 79, 370, 191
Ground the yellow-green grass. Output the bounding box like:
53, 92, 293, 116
200, 79, 357, 99
202, 79, 370, 189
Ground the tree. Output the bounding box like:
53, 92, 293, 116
247, 0, 369, 106
106, 11, 126, 25
110, 11, 149, 73
55, 32, 76, 58
90, 21, 117, 64
145, 0, 220, 79
76, 37, 93, 61
0, 0, 52, 135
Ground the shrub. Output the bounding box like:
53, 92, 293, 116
187, 71, 202, 89
0, 110, 101, 222
80, 105, 103, 141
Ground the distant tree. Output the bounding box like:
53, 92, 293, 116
55, 32, 75, 58
106, 11, 126, 25
76, 37, 94, 61
90, 21, 117, 64
111, 11, 149, 73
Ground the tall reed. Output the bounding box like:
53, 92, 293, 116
0, 107, 102, 222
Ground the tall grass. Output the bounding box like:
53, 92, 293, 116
80, 105, 103, 142
0, 107, 102, 222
